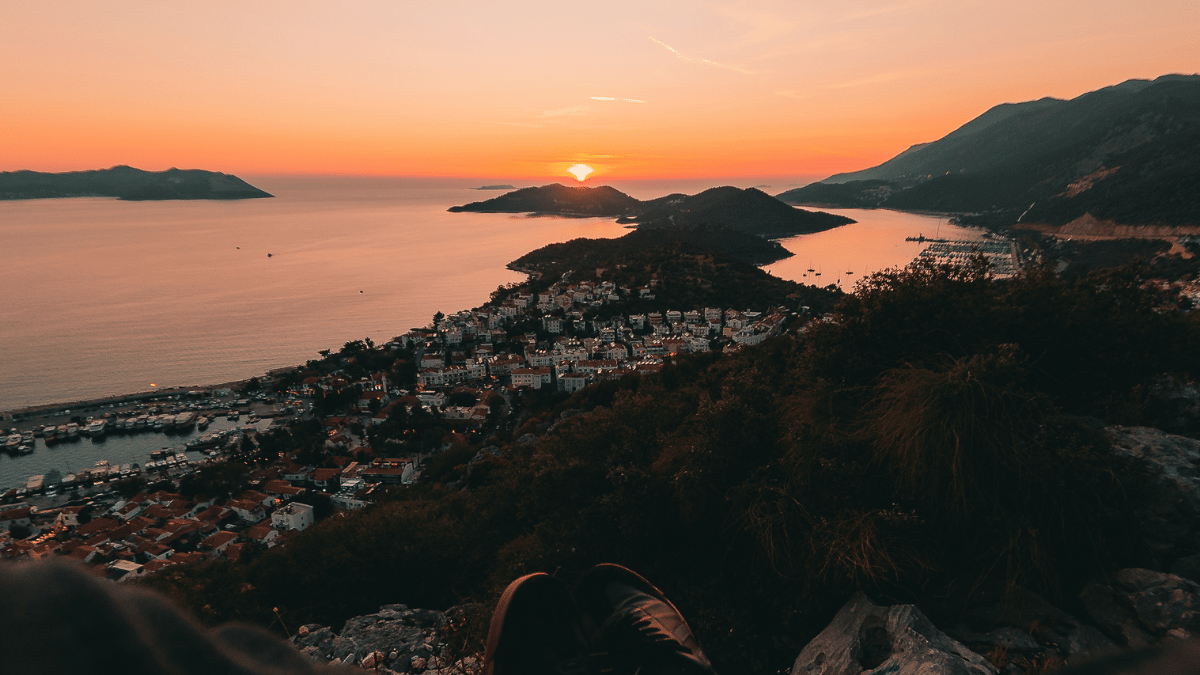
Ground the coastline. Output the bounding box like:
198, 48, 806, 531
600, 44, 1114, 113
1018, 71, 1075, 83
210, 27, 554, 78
2, 377, 259, 423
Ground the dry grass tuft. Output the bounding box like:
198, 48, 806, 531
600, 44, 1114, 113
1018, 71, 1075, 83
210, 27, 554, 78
866, 349, 1045, 519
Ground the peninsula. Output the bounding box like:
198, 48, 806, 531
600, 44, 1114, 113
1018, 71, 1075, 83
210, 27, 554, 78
0, 166, 273, 201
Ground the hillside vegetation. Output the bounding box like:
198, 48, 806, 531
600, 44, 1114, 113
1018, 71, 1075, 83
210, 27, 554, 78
779, 75, 1200, 227
144, 257, 1200, 674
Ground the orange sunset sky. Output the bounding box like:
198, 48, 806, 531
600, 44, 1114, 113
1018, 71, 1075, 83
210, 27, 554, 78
2, 1, 1196, 182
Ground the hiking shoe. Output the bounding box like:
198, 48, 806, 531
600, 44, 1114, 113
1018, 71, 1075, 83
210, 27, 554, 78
575, 564, 716, 675
485, 572, 598, 675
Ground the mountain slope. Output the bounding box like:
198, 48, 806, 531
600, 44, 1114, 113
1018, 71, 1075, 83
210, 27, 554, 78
0, 166, 273, 200
779, 74, 1200, 227
631, 186, 853, 237
449, 183, 641, 216
451, 184, 854, 241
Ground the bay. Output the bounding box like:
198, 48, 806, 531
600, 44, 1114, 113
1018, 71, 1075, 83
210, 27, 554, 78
1, 177, 980, 415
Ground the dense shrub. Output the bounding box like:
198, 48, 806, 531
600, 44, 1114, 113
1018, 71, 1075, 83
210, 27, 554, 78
145, 258, 1196, 673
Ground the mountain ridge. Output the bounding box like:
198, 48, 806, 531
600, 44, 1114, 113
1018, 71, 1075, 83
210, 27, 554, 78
780, 74, 1200, 228
450, 183, 855, 248
0, 166, 273, 201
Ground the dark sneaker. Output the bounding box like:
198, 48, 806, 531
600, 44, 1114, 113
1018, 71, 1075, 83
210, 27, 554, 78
574, 564, 716, 675
485, 572, 598, 675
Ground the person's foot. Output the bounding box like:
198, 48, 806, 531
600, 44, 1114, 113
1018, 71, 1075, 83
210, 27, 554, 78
485, 573, 597, 675
574, 564, 716, 675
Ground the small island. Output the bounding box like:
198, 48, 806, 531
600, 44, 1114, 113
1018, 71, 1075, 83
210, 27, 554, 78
449, 183, 855, 265
0, 166, 273, 201
472, 184, 516, 190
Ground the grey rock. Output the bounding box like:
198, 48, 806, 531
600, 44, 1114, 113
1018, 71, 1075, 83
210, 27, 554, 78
1082, 568, 1200, 648
290, 603, 460, 667
517, 433, 538, 445
956, 585, 1117, 666
1057, 623, 1119, 666
1145, 376, 1200, 435
790, 593, 997, 675
1106, 425, 1200, 562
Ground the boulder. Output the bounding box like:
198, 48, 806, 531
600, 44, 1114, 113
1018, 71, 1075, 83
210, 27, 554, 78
1106, 426, 1200, 565
1144, 376, 1200, 435
1081, 568, 1200, 648
947, 584, 1117, 668
790, 593, 997, 675
290, 603, 475, 672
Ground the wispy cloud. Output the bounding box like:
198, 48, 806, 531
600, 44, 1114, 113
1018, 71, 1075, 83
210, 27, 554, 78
829, 69, 927, 89
839, 0, 934, 22
541, 106, 590, 117
590, 96, 646, 103
475, 120, 545, 128
648, 36, 757, 75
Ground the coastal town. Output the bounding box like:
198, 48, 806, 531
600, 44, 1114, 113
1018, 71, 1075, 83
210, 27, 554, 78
0, 263, 805, 577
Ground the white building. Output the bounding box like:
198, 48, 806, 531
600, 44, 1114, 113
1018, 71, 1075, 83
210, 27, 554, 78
511, 367, 553, 389
271, 502, 315, 532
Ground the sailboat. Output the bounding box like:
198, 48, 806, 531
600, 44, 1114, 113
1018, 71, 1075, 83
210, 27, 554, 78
807, 260, 815, 273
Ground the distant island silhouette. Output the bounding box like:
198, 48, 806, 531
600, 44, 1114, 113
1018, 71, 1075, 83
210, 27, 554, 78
473, 184, 517, 190
0, 166, 273, 201
450, 183, 854, 259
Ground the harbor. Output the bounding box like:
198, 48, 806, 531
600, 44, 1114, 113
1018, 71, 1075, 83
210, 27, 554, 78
0, 392, 301, 496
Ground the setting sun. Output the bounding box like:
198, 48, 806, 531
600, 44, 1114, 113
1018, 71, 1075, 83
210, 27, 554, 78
567, 164, 594, 182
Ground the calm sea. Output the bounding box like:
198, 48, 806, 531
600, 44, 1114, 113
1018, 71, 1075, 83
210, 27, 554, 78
1, 176, 981, 415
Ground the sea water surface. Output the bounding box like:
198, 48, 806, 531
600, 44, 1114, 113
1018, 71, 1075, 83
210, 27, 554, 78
1, 177, 981, 414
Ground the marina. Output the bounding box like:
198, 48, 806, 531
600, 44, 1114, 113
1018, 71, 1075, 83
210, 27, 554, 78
0, 395, 287, 495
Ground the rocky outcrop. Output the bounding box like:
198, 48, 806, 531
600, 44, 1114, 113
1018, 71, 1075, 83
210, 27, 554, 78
944, 584, 1117, 672
1143, 377, 1200, 436
1106, 426, 1200, 567
291, 604, 478, 674
1081, 569, 1200, 648
790, 593, 997, 675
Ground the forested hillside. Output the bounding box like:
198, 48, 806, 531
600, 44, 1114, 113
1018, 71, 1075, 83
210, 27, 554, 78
144, 258, 1200, 673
